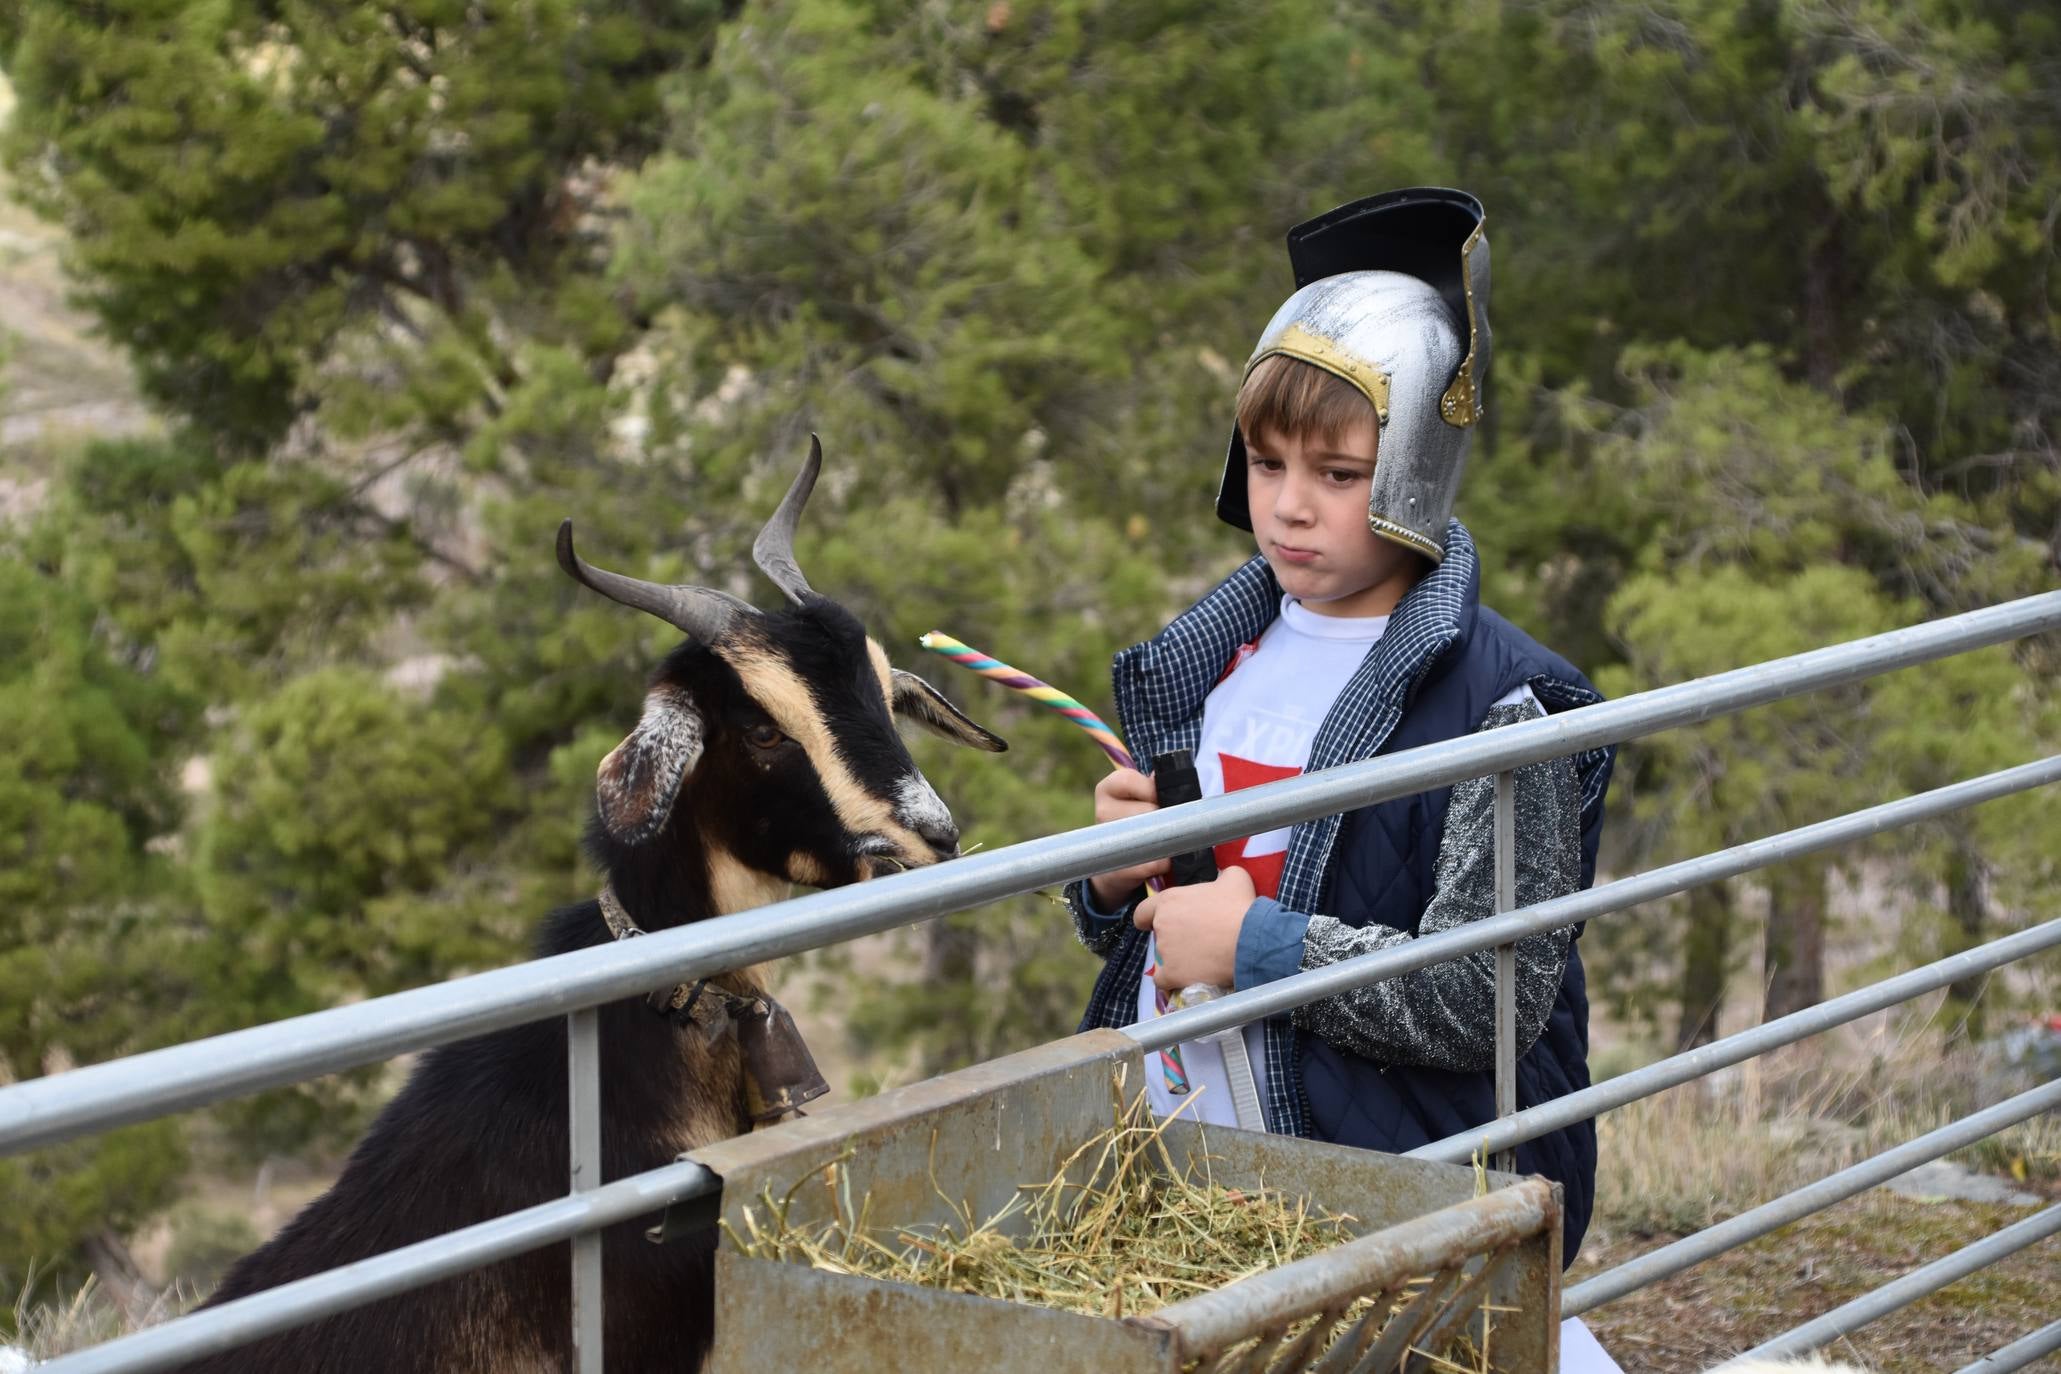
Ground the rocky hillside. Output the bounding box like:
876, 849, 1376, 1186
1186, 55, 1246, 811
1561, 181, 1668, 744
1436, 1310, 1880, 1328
0, 72, 155, 519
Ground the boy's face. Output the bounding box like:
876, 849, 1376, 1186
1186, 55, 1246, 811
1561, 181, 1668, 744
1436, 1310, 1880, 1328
1244, 421, 1426, 619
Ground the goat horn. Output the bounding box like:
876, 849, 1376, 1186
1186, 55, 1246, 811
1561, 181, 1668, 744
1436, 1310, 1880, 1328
751, 434, 821, 606
557, 520, 751, 643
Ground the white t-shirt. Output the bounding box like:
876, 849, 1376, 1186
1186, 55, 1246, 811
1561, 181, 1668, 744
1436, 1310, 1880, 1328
1139, 597, 1389, 1126
1138, 595, 1539, 1129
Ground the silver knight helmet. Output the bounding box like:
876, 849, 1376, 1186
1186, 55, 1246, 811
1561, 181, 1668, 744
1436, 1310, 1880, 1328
1216, 187, 1492, 565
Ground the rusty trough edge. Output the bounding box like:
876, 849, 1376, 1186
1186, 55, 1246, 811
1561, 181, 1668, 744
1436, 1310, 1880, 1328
1129, 1178, 1558, 1358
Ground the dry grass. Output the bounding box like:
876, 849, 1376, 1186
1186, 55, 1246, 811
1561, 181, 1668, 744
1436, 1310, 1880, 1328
1592, 1024, 2059, 1240
1575, 1195, 2057, 1373
1576, 1026, 2060, 1372
9, 1273, 198, 1362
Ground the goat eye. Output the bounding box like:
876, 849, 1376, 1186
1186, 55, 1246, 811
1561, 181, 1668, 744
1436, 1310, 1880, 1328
746, 723, 787, 750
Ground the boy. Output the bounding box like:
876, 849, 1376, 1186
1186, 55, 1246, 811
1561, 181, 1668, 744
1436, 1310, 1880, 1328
1065, 188, 1615, 1265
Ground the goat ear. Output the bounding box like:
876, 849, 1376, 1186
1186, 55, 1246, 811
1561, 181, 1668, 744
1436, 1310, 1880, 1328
891, 670, 1008, 753
596, 686, 706, 844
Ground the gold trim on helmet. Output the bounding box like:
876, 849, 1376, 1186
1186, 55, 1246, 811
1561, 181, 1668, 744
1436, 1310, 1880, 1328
1369, 513, 1446, 564
1438, 219, 1487, 428
1245, 323, 1392, 425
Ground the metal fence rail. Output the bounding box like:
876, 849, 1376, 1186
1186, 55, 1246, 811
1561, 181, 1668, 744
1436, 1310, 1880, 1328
1406, 917, 2061, 1167
29, 762, 2061, 1374
1559, 1080, 2061, 1317
1126, 759, 2061, 1054
1953, 1317, 2061, 1374
4, 589, 2058, 1374
1730, 1205, 2061, 1367
6, 591, 2056, 1156
36, 1160, 719, 1374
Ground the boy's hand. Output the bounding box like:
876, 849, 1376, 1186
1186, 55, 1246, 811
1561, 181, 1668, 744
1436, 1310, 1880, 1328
1087, 768, 1171, 908
1135, 865, 1257, 992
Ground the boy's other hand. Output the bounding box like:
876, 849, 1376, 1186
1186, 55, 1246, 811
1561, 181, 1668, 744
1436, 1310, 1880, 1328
1087, 768, 1171, 908
1135, 865, 1257, 992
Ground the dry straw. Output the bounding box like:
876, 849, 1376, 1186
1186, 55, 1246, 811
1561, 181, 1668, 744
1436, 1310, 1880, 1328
721, 1083, 1499, 1370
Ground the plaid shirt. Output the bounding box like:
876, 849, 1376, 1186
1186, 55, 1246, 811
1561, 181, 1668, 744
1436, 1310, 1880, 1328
1070, 520, 1609, 1136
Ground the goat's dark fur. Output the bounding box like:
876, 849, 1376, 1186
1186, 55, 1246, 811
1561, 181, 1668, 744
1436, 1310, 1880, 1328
177, 484, 1001, 1372
183, 903, 732, 1373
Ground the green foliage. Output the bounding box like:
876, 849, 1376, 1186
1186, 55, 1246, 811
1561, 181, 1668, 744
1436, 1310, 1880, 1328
0, 1123, 187, 1312
1578, 347, 2057, 1025
0, 553, 194, 1299
30, 435, 428, 704
1797, 0, 2061, 491
617, 0, 1124, 508
1407, 0, 2061, 581
1, 0, 727, 453
0, 555, 191, 1068
195, 667, 521, 1009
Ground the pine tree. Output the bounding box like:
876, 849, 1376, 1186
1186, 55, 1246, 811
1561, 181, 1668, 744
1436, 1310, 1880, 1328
2, 0, 727, 454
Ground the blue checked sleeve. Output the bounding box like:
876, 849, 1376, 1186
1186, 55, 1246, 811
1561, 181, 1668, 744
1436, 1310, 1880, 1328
1064, 878, 1136, 959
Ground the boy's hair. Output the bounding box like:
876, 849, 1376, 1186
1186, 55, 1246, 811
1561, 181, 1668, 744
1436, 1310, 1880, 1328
1234, 354, 1380, 448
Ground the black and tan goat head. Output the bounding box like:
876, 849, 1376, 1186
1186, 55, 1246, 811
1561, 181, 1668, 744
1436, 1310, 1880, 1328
559, 437, 1005, 907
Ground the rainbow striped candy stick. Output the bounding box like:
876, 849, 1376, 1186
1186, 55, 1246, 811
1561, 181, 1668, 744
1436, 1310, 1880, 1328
918, 630, 1196, 1098
917, 632, 1135, 771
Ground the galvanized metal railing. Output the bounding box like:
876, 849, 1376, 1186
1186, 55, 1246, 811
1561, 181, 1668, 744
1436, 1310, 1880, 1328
4, 590, 2058, 1373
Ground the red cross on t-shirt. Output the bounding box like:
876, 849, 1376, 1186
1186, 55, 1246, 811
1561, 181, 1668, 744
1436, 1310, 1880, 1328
1211, 752, 1300, 900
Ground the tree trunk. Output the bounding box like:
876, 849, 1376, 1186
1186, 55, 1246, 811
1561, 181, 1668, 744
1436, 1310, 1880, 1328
920, 918, 980, 1075
1675, 882, 1736, 1051
1763, 861, 1827, 1022
83, 1228, 157, 1327
1804, 206, 1845, 393
1943, 835, 1991, 1039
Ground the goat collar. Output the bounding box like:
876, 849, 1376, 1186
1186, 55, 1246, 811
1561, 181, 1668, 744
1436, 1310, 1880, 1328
595, 885, 831, 1125
597, 884, 648, 942
596, 885, 728, 1017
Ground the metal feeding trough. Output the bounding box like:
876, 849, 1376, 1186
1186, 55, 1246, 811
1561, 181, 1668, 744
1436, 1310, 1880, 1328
671, 1029, 1562, 1373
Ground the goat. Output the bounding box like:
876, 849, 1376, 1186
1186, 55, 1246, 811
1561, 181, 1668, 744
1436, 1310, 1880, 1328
177, 439, 1006, 1373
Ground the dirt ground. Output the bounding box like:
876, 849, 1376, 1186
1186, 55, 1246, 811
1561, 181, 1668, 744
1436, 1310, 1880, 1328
1572, 1192, 2061, 1372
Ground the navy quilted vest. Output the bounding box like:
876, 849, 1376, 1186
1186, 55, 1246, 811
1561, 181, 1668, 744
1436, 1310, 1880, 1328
1299, 606, 1605, 1265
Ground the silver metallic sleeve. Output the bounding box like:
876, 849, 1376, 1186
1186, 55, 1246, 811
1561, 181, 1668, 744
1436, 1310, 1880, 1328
1064, 878, 1137, 959
1289, 700, 1583, 1073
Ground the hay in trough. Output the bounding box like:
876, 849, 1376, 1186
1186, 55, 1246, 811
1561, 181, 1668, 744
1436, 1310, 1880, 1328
721, 1084, 1503, 1371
